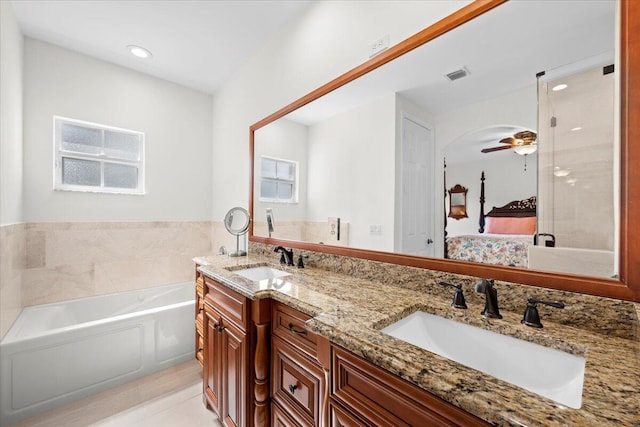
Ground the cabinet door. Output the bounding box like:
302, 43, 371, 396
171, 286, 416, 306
204, 308, 222, 416
221, 320, 247, 427
330, 401, 367, 427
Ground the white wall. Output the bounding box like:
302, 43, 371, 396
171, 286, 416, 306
0, 1, 24, 226
253, 119, 308, 222
210, 0, 472, 223
23, 38, 213, 222
307, 93, 396, 251
0, 0, 26, 340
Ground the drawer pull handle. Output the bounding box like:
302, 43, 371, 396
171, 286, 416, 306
288, 323, 307, 336
288, 384, 297, 394
198, 347, 204, 352
218, 325, 226, 333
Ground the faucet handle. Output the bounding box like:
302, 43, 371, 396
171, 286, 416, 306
438, 281, 467, 309
521, 297, 565, 328
297, 254, 308, 268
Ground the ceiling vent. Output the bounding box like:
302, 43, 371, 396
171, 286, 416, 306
446, 67, 470, 81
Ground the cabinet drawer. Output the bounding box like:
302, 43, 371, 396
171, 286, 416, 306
204, 277, 247, 330
331, 345, 490, 427
272, 302, 318, 360
272, 401, 307, 427
196, 295, 204, 316
272, 336, 324, 427
196, 274, 204, 297
195, 312, 204, 336
330, 400, 366, 427
196, 334, 204, 364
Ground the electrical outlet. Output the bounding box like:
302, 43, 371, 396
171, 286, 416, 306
369, 34, 390, 58
369, 225, 382, 235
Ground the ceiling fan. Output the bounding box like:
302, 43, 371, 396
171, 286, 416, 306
481, 130, 537, 154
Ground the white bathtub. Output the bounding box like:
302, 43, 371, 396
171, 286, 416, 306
0, 282, 195, 426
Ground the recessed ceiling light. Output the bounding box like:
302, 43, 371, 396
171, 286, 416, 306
570, 127, 583, 132
554, 167, 570, 177
552, 84, 568, 91
127, 45, 152, 59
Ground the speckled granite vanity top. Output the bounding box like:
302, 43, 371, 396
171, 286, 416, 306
195, 254, 640, 426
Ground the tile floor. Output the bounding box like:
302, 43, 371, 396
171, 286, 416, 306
8, 360, 222, 427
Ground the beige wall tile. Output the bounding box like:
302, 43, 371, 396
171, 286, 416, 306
18, 221, 213, 308
0, 223, 25, 338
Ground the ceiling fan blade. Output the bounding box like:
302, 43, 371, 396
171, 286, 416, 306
514, 130, 537, 143
499, 136, 517, 145
481, 145, 513, 153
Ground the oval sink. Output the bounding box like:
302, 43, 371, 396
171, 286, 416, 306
381, 311, 585, 408
233, 266, 290, 281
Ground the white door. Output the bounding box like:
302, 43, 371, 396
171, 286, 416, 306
400, 116, 434, 256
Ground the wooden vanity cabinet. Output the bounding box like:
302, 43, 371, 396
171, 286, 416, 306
271, 302, 327, 427
195, 268, 205, 365
203, 276, 271, 427
329, 345, 491, 427
199, 275, 492, 427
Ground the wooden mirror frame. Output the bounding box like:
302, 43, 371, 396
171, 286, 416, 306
448, 185, 469, 220
250, 0, 640, 302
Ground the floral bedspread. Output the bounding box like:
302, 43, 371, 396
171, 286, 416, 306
446, 234, 533, 267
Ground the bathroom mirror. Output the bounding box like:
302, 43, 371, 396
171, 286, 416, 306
448, 185, 468, 220
250, 0, 640, 301
224, 207, 250, 257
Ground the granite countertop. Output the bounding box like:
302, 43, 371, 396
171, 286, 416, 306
194, 254, 640, 427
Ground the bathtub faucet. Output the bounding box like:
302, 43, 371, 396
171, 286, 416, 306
273, 246, 294, 266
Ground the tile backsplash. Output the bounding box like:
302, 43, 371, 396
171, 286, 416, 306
250, 242, 639, 341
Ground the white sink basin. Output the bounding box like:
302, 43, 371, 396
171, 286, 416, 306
381, 311, 585, 408
233, 266, 290, 281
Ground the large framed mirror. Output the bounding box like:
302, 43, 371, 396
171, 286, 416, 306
250, 0, 640, 301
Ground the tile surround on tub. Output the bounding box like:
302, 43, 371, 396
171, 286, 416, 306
0, 223, 26, 339
249, 242, 639, 340
19, 221, 213, 307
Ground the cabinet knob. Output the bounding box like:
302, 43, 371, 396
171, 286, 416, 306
288, 384, 297, 394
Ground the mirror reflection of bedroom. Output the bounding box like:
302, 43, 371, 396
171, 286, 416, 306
444, 62, 615, 279
252, 0, 618, 280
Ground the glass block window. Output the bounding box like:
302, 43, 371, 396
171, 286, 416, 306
259, 156, 297, 203
54, 116, 145, 194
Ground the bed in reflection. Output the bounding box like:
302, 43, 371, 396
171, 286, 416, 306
446, 195, 537, 267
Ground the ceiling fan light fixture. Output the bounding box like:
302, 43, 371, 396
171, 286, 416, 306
513, 145, 537, 156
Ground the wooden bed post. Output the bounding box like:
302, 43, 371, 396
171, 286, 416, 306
444, 158, 448, 259
479, 171, 486, 233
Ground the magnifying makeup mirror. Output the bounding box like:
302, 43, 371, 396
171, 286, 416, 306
224, 207, 250, 257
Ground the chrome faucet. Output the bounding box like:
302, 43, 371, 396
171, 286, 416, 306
273, 246, 294, 266
480, 279, 502, 319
